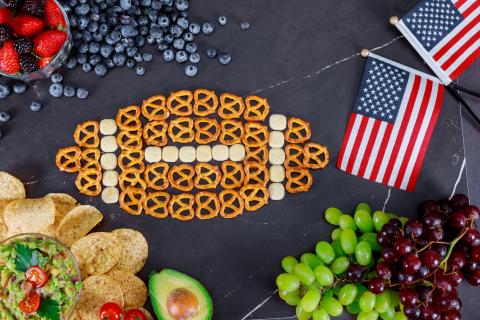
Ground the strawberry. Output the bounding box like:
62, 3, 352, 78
0, 8, 13, 24
0, 41, 20, 74
44, 0, 66, 29
10, 15, 45, 37
38, 56, 52, 68
33, 30, 66, 57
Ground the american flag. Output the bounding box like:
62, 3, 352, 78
395, 0, 479, 85
337, 54, 444, 192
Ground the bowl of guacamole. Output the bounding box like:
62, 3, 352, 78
0, 233, 82, 320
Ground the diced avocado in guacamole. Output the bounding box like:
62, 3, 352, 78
149, 269, 213, 320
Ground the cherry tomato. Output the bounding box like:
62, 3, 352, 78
124, 309, 147, 320
19, 291, 40, 314
99, 302, 123, 320
25, 266, 49, 288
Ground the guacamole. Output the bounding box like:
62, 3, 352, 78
0, 235, 82, 320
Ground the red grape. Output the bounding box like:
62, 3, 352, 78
396, 271, 414, 284
448, 250, 466, 269
405, 219, 424, 238
449, 211, 466, 229
402, 254, 422, 274
425, 227, 444, 241
421, 200, 440, 214
463, 228, 480, 246
400, 288, 418, 307
403, 305, 421, 319
438, 199, 453, 215
465, 205, 479, 221
423, 212, 443, 228
450, 270, 463, 286
464, 260, 478, 273
433, 244, 449, 258
466, 269, 480, 286
471, 246, 480, 262
376, 262, 393, 280
382, 247, 398, 264
450, 194, 469, 210
421, 250, 441, 269
368, 277, 385, 294
442, 309, 461, 320
420, 305, 441, 320
394, 237, 413, 256
436, 274, 453, 293
345, 264, 364, 282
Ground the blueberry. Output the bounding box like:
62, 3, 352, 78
120, 0, 131, 10
30, 100, 42, 112
88, 21, 98, 32
100, 44, 113, 58
136, 66, 145, 76
77, 54, 88, 64
158, 15, 169, 27
89, 55, 101, 66
121, 25, 138, 38
218, 15, 227, 26
170, 11, 179, 22
105, 58, 115, 68
90, 13, 100, 21
163, 49, 174, 62
89, 42, 100, 54
173, 38, 185, 50
82, 63, 92, 73
185, 42, 197, 53
189, 22, 200, 34
202, 22, 214, 35
63, 85, 76, 97
206, 47, 217, 58
218, 52, 231, 65
78, 42, 88, 53
143, 53, 153, 61
175, 50, 188, 63
160, 0, 172, 5
78, 16, 89, 29
75, 4, 90, 15
49, 83, 63, 98
94, 64, 108, 76
163, 34, 173, 44
183, 32, 193, 42
169, 24, 183, 37
151, 0, 161, 9
126, 59, 136, 68
115, 43, 125, 53
158, 43, 168, 51
135, 35, 145, 47
177, 17, 188, 29
113, 53, 127, 66
51, 73, 63, 83
0, 111, 11, 122
73, 32, 82, 40
133, 52, 143, 62
99, 23, 109, 35
150, 25, 163, 39
184, 64, 197, 77
240, 21, 250, 30
189, 52, 200, 64
147, 35, 155, 44
140, 0, 151, 6
13, 82, 27, 94
126, 47, 138, 57
66, 58, 78, 69
175, 0, 188, 11
92, 32, 103, 42
76, 88, 89, 99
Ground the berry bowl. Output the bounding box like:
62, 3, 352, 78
0, 0, 72, 82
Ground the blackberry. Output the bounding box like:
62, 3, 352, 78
3, 0, 20, 9
20, 0, 45, 18
0, 25, 13, 44
13, 38, 33, 54
19, 54, 39, 73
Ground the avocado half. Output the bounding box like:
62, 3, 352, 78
149, 269, 213, 320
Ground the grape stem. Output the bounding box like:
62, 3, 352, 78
439, 228, 469, 271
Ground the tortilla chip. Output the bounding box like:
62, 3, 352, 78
56, 205, 103, 247
107, 270, 148, 308
71, 232, 121, 277
125, 307, 154, 320
76, 275, 124, 320
45, 193, 78, 227
0, 172, 25, 201
111, 229, 148, 274
3, 198, 55, 236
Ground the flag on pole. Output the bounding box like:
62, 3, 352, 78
337, 53, 444, 192
395, 0, 480, 85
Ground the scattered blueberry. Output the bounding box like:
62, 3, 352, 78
113, 53, 127, 66
13, 82, 27, 94
189, 52, 200, 64
126, 59, 136, 68
240, 21, 250, 30
177, 17, 189, 29
76, 88, 89, 99
158, 43, 168, 51
202, 22, 214, 35
82, 63, 92, 73
189, 22, 200, 34
185, 42, 197, 53
184, 64, 197, 77
66, 58, 77, 69
49, 83, 63, 98
30, 100, 42, 112
51, 73, 63, 83
163, 49, 174, 62
143, 53, 153, 62
175, 50, 188, 63
0, 111, 11, 122
105, 58, 115, 69
63, 85, 76, 97
133, 52, 143, 63
94, 64, 108, 77
219, 52, 231, 65
183, 32, 193, 42
206, 47, 217, 59
218, 16, 227, 26
173, 38, 185, 50
136, 66, 145, 76
175, 0, 188, 11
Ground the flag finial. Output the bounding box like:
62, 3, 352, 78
360, 49, 370, 58
389, 16, 399, 25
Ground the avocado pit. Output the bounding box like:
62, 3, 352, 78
167, 288, 199, 320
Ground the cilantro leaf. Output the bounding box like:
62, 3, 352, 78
37, 298, 61, 320
14, 244, 44, 272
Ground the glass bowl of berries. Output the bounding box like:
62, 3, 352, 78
0, 0, 72, 82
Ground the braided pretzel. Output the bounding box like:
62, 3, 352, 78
168, 117, 194, 143
219, 120, 244, 145
285, 117, 311, 143
194, 117, 220, 144
240, 184, 269, 212
195, 192, 220, 220
74, 121, 100, 148
119, 169, 147, 191
244, 145, 268, 164
144, 191, 171, 218
303, 143, 329, 169
194, 89, 218, 116
286, 168, 313, 193
80, 148, 101, 171
75, 169, 102, 196
168, 164, 195, 191
119, 187, 146, 216
244, 162, 269, 186
242, 122, 269, 147
284, 144, 304, 168
118, 149, 145, 173
117, 130, 143, 150
116, 105, 142, 131
219, 190, 244, 219
244, 95, 270, 121
142, 95, 169, 121
218, 93, 245, 119
143, 121, 168, 147
56, 146, 81, 172
220, 161, 245, 189
194, 163, 221, 190
144, 162, 169, 190
169, 193, 195, 221
167, 90, 193, 116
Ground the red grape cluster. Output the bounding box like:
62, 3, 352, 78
370, 194, 480, 320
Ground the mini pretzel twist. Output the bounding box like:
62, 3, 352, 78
219, 120, 244, 145
194, 89, 218, 116
119, 169, 147, 191
80, 148, 101, 171
118, 149, 145, 173
119, 187, 146, 216
244, 95, 270, 121
242, 122, 269, 147
285, 117, 311, 144
143, 121, 168, 147
167, 90, 193, 116
75, 169, 102, 197
74, 121, 100, 148
303, 143, 329, 169
220, 161, 245, 189
194, 163, 221, 190
240, 184, 269, 212
168, 117, 194, 143
144, 162, 169, 190
55, 146, 81, 172
195, 192, 220, 220
169, 193, 195, 221
117, 129, 143, 150
286, 168, 313, 193
144, 191, 171, 218
218, 93, 245, 119
244, 162, 269, 186
244, 145, 269, 165
219, 190, 244, 219
194, 117, 220, 144
168, 164, 195, 191
116, 105, 142, 131
142, 95, 169, 121
284, 144, 304, 168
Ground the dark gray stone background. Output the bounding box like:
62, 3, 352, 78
0, 0, 478, 319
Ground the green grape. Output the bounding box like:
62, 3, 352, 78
320, 296, 343, 317
355, 241, 372, 266
331, 228, 342, 241
387, 213, 398, 219
346, 301, 361, 314
373, 211, 390, 231
301, 289, 322, 312
331, 240, 346, 257
374, 291, 391, 313
359, 232, 382, 251
301, 253, 323, 270
332, 284, 342, 296
312, 308, 330, 320
359, 291, 376, 312
356, 283, 368, 296
399, 217, 408, 226
380, 305, 395, 320
314, 265, 334, 286
339, 214, 358, 231
315, 241, 335, 264
296, 304, 312, 320
354, 209, 374, 233
293, 263, 315, 285
279, 289, 301, 306
389, 290, 400, 308
338, 283, 358, 306
281, 256, 298, 273
325, 207, 343, 225
340, 228, 357, 254
323, 288, 334, 298
356, 202, 372, 214
391, 312, 407, 320
331, 256, 349, 275
276, 273, 300, 292
358, 310, 379, 320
